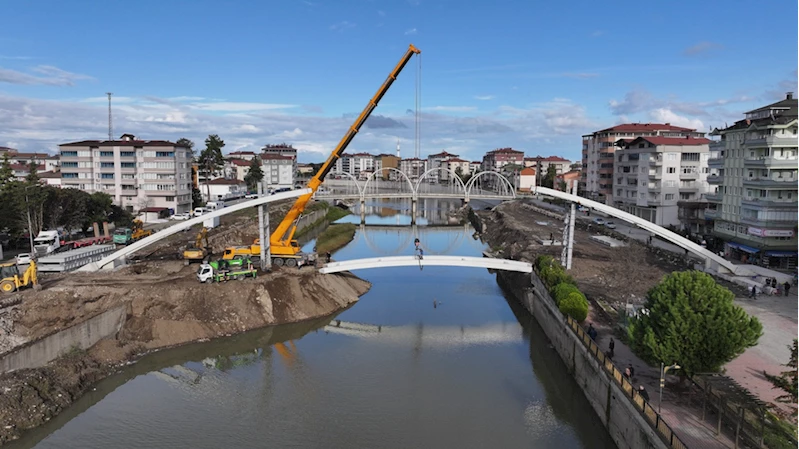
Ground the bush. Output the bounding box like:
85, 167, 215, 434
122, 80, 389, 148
552, 283, 581, 305
559, 292, 589, 322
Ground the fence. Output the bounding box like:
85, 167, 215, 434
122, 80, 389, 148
566, 316, 689, 449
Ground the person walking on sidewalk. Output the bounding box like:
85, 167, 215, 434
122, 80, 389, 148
638, 385, 650, 402
607, 337, 615, 359
784, 281, 791, 296
587, 323, 597, 340
750, 285, 757, 300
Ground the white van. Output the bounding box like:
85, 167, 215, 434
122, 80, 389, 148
193, 207, 207, 217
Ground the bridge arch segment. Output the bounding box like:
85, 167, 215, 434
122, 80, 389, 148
414, 167, 468, 199
466, 171, 516, 200
320, 255, 532, 274
362, 167, 416, 199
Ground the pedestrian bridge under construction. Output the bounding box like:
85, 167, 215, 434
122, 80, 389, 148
318, 255, 533, 274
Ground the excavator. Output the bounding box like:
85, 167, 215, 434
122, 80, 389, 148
182, 227, 210, 265
0, 260, 39, 294
223, 44, 421, 267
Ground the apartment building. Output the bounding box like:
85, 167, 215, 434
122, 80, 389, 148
524, 155, 572, 175
261, 154, 294, 189
469, 161, 481, 174
334, 153, 379, 178
445, 158, 471, 181
59, 134, 193, 213
261, 144, 297, 173
400, 157, 428, 180
482, 148, 524, 171
376, 154, 400, 180
228, 151, 257, 161
582, 124, 706, 204
707, 93, 798, 269
227, 159, 251, 181
427, 151, 459, 183
613, 136, 711, 227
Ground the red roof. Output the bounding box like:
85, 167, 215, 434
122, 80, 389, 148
228, 159, 251, 167
446, 158, 468, 163
229, 151, 256, 156
429, 150, 459, 158
9, 152, 53, 159
525, 155, 570, 162
597, 123, 697, 133
520, 167, 536, 175
11, 163, 45, 171
206, 178, 245, 185
628, 136, 711, 146
61, 139, 178, 147
487, 147, 523, 154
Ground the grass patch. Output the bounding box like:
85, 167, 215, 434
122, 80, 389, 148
315, 223, 357, 254
326, 206, 350, 222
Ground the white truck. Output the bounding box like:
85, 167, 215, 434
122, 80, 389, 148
33, 230, 62, 256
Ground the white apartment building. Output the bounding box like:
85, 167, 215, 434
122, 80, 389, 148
400, 158, 428, 181
427, 151, 459, 183
524, 156, 572, 175
469, 161, 481, 174
445, 158, 471, 181
333, 153, 379, 178
261, 144, 297, 173
59, 134, 193, 213
581, 123, 705, 204
707, 93, 798, 269
613, 136, 711, 227
261, 154, 294, 189
228, 151, 257, 161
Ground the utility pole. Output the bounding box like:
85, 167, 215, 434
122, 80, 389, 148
565, 179, 577, 270
257, 181, 271, 270
106, 92, 113, 141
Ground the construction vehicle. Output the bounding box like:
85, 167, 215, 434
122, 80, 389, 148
222, 44, 421, 267
0, 260, 38, 294
113, 219, 153, 245
197, 258, 257, 283
182, 227, 210, 265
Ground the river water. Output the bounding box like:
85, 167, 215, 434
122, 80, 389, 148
11, 199, 615, 449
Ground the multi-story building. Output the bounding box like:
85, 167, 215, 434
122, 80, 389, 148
582, 124, 705, 204
261, 144, 297, 174
707, 93, 797, 269
10, 162, 45, 181
613, 136, 711, 227
334, 153, 378, 178
228, 159, 251, 181
482, 148, 524, 172
445, 158, 471, 182
427, 151, 459, 183
377, 154, 400, 180
400, 158, 427, 180
228, 151, 257, 161
261, 154, 294, 189
524, 156, 572, 175
469, 161, 482, 174
59, 134, 193, 213
555, 169, 581, 191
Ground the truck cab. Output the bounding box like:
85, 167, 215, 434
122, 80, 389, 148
113, 228, 132, 245
33, 230, 61, 256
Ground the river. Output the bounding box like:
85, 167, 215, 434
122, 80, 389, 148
10, 199, 615, 449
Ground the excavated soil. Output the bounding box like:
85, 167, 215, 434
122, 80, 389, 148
477, 201, 691, 311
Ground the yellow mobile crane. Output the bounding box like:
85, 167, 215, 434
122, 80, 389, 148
223, 44, 421, 267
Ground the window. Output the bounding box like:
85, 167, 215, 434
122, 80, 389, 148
101, 173, 114, 179
61, 151, 78, 157
121, 152, 135, 157
100, 151, 113, 157
156, 152, 175, 158
122, 174, 135, 179
665, 194, 675, 200
165, 196, 175, 202
667, 167, 676, 174
666, 153, 678, 161
121, 162, 136, 168
62, 173, 78, 178
61, 162, 78, 168
100, 162, 115, 168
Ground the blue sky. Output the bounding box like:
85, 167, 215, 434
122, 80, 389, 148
0, 0, 796, 163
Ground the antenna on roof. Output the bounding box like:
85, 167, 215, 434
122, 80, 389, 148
106, 92, 113, 141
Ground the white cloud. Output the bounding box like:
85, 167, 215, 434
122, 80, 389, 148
0, 93, 597, 162
330, 21, 356, 31
649, 108, 704, 130
423, 106, 477, 112
683, 41, 723, 57
0, 65, 93, 86
474, 95, 495, 101
404, 28, 417, 35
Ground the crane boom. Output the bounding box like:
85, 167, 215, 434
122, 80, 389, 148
270, 44, 421, 249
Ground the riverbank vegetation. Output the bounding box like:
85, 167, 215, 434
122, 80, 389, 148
315, 223, 356, 255
295, 202, 351, 239
534, 255, 589, 322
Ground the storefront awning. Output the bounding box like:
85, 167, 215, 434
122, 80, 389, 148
727, 242, 760, 254
764, 250, 797, 258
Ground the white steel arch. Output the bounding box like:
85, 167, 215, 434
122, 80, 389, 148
362, 167, 416, 199
322, 171, 364, 196
414, 167, 468, 198
532, 186, 745, 275
320, 255, 532, 274
466, 171, 516, 200
78, 189, 312, 272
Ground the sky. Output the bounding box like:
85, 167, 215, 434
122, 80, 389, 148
0, 0, 796, 163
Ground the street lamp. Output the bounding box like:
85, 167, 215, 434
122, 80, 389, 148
659, 362, 681, 413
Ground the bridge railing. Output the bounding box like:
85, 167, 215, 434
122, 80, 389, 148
566, 316, 688, 449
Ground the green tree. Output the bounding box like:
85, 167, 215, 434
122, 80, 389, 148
199, 134, 225, 200
542, 165, 557, 188
176, 137, 195, 157
244, 158, 264, 191
628, 271, 762, 376
0, 152, 13, 186
25, 160, 39, 184
191, 187, 204, 208
764, 339, 798, 407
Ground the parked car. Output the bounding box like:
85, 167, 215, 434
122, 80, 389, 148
16, 253, 32, 265
605, 221, 617, 229
245, 192, 259, 199
171, 212, 191, 221
592, 218, 605, 226
193, 207, 207, 217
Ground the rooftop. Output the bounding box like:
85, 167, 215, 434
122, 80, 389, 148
429, 150, 459, 158
520, 167, 536, 175
525, 155, 571, 162
260, 154, 294, 160
487, 147, 524, 155
228, 150, 256, 156
446, 157, 469, 163
228, 159, 252, 167
206, 178, 246, 185
744, 92, 796, 114
625, 136, 712, 147
595, 123, 697, 134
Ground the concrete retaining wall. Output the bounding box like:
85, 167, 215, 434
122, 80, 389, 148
498, 271, 669, 449
0, 305, 127, 373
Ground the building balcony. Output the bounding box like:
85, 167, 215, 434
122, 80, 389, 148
679, 184, 700, 191
707, 157, 724, 169
743, 156, 798, 169
649, 158, 663, 165
739, 216, 798, 227
741, 197, 799, 210
707, 174, 724, 184
703, 208, 718, 219
742, 178, 797, 188
744, 135, 798, 148
598, 168, 614, 175
679, 172, 699, 180
705, 192, 722, 202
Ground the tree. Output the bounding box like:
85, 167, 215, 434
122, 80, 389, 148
0, 153, 13, 186
176, 137, 195, 157
244, 157, 264, 192
628, 271, 762, 376
199, 134, 225, 201
765, 339, 798, 408
541, 165, 557, 188
25, 160, 39, 184
191, 187, 204, 208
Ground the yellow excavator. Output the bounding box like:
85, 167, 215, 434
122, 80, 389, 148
182, 227, 209, 265
0, 260, 39, 294
222, 44, 421, 267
